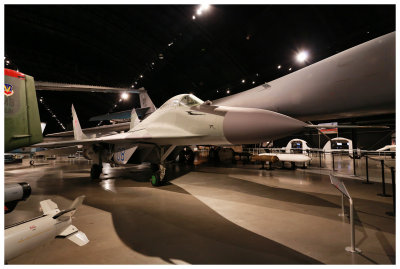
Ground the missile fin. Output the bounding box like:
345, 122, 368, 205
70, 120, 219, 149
67, 231, 89, 246
40, 199, 59, 215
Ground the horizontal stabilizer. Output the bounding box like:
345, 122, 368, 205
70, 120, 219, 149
40, 199, 59, 215
67, 231, 89, 246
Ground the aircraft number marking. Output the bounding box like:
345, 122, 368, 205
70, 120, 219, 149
116, 148, 125, 162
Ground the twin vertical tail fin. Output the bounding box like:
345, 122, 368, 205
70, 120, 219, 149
71, 104, 87, 140
130, 109, 140, 130
139, 91, 156, 114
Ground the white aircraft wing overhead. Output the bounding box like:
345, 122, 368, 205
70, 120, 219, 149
34, 128, 205, 148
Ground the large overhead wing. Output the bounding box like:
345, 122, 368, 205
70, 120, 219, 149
35, 81, 144, 94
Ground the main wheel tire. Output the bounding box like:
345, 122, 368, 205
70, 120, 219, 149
90, 164, 102, 180
150, 164, 166, 186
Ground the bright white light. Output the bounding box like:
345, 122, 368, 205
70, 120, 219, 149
121, 92, 129, 100
197, 9, 202, 15
226, 90, 230, 94
252, 81, 255, 84
192, 15, 196, 20
140, 74, 143, 78
200, 4, 210, 10
6, 60, 10, 64
131, 85, 134, 88
241, 79, 245, 83
288, 67, 292, 71
296, 51, 308, 63
277, 65, 281, 69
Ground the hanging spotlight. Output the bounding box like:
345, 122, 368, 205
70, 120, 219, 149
200, 4, 210, 10
121, 92, 129, 100
296, 51, 309, 63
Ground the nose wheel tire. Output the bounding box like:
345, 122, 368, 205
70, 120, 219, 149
150, 164, 166, 186
90, 164, 102, 180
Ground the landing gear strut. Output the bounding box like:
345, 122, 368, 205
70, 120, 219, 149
149, 145, 176, 187
150, 163, 166, 186
90, 164, 102, 180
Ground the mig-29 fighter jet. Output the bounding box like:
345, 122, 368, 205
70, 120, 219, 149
35, 93, 308, 186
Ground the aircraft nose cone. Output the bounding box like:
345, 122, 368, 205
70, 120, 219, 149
222, 108, 306, 144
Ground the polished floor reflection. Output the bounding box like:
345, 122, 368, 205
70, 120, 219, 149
4, 156, 395, 264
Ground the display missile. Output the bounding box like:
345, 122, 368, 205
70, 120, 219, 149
5, 196, 89, 262
5, 183, 32, 214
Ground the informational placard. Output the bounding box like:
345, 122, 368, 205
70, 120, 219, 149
330, 174, 351, 199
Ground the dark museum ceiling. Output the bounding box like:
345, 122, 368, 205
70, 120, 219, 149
4, 5, 395, 134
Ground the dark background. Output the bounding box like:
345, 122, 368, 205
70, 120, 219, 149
4, 5, 395, 146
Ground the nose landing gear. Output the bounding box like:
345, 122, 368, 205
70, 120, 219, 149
90, 164, 102, 180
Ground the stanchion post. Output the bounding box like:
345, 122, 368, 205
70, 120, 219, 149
332, 153, 335, 171
319, 150, 322, 168
362, 155, 373, 184
386, 167, 396, 216
345, 198, 361, 253
339, 193, 347, 217
378, 160, 391, 197
353, 150, 356, 176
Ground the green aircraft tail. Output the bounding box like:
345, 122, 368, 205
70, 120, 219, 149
4, 69, 43, 152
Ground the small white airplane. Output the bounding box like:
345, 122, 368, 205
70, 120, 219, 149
377, 145, 396, 152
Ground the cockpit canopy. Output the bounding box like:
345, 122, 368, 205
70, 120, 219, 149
160, 94, 204, 109
179, 94, 204, 107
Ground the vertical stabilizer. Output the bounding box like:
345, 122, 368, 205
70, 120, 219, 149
130, 109, 140, 130
139, 91, 156, 114
71, 104, 87, 140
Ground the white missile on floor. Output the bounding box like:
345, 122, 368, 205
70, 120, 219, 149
5, 196, 89, 262
256, 153, 311, 163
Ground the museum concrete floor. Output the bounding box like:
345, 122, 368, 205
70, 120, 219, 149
5, 156, 395, 264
